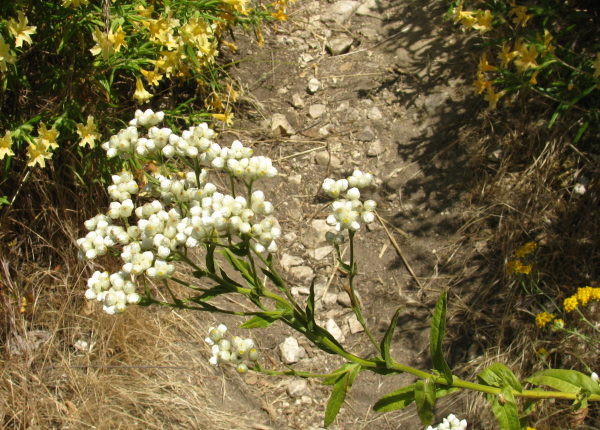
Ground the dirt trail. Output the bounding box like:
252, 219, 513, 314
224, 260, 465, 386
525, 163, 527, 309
198, 1, 490, 429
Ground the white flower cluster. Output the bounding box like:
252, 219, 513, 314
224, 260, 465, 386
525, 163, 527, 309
79, 110, 281, 313
426, 414, 467, 430
205, 324, 258, 374
322, 170, 377, 232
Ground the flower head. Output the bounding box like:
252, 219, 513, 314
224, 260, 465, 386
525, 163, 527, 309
90, 27, 114, 60
426, 414, 467, 430
535, 312, 555, 329
0, 131, 14, 159
62, 0, 90, 7
0, 36, 16, 72
76, 115, 101, 148
133, 77, 153, 104
8, 11, 37, 48
27, 138, 53, 167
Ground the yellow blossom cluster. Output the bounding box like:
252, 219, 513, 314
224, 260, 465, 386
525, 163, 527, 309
27, 122, 60, 168
0, 11, 37, 72
563, 286, 600, 312
507, 259, 532, 275
535, 312, 555, 328
515, 242, 537, 258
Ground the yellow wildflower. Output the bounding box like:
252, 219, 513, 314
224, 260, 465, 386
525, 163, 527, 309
212, 108, 234, 126
576, 286, 593, 306
256, 26, 264, 47
515, 242, 537, 258
135, 4, 154, 18
225, 82, 239, 103
209, 92, 225, 111
109, 26, 127, 52
38, 122, 59, 150
0, 130, 15, 159
510, 5, 532, 27
552, 319, 565, 330
535, 312, 555, 329
8, 11, 37, 49
515, 44, 538, 73
133, 77, 153, 104
141, 68, 163, 86
484, 86, 506, 110
76, 115, 101, 148
62, 0, 90, 7
506, 259, 532, 274
222, 0, 250, 15
90, 27, 114, 61
473, 73, 492, 95
0, 36, 16, 72
27, 138, 53, 168
498, 43, 518, 68
535, 347, 547, 359
478, 54, 497, 73
529, 70, 539, 85
591, 287, 600, 301
221, 40, 238, 53
563, 296, 578, 312
593, 53, 600, 79
271, 9, 288, 21
453, 7, 476, 30
538, 30, 555, 57
473, 10, 493, 34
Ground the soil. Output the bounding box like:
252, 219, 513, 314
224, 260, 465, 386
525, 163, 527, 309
196, 1, 489, 429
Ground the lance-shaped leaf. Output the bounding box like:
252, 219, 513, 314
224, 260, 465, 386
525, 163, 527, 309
324, 364, 361, 427
306, 277, 317, 332
373, 384, 416, 412
381, 307, 403, 368
488, 387, 520, 430
526, 369, 600, 395
430, 290, 453, 384
414, 379, 435, 426
240, 312, 284, 329
478, 363, 522, 392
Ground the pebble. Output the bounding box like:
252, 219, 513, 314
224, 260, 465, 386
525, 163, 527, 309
323, 292, 338, 307
357, 126, 376, 142
321, 1, 360, 24
301, 219, 333, 249
325, 318, 345, 343
288, 174, 302, 185
290, 265, 315, 282
315, 151, 341, 168
347, 314, 364, 334
292, 93, 305, 109
279, 337, 306, 364
280, 253, 305, 271
367, 139, 385, 157
326, 37, 354, 56
366, 106, 383, 120
287, 379, 309, 398
312, 246, 333, 261
307, 78, 321, 94
309, 104, 326, 119
337, 291, 353, 308
271, 113, 295, 136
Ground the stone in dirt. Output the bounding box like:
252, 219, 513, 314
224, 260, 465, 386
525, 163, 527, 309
301, 219, 332, 249
321, 1, 360, 24
325, 318, 345, 343
357, 126, 376, 142
308, 104, 326, 119
347, 314, 364, 334
326, 37, 354, 56
287, 380, 308, 398
280, 253, 305, 271
279, 337, 306, 364
307, 78, 321, 94
337, 290, 361, 308
290, 265, 315, 283
292, 93, 305, 109
366, 106, 383, 120
312, 246, 333, 261
271, 113, 295, 136
314, 151, 341, 169
367, 139, 385, 157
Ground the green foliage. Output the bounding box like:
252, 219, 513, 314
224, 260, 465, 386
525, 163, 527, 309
324, 363, 361, 427
430, 290, 453, 384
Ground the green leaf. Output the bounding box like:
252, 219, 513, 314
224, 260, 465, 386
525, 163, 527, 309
0, 196, 10, 206
306, 277, 317, 332
192, 285, 229, 301
324, 364, 360, 427
478, 363, 522, 392
574, 121, 589, 143
430, 290, 453, 384
414, 379, 435, 426
526, 369, 600, 395
239, 313, 282, 329
322, 363, 359, 385
435, 386, 461, 399
373, 384, 416, 412
488, 387, 521, 430
381, 307, 402, 368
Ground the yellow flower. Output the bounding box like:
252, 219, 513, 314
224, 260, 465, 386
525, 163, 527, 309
221, 40, 238, 53
38, 122, 60, 150
538, 30, 555, 57
212, 108, 234, 126
8, 11, 37, 49
225, 82, 239, 103
515, 242, 537, 258
222, 0, 250, 15
453, 7, 476, 30
0, 35, 16, 72
141, 68, 163, 86
90, 27, 114, 61
593, 53, 600, 79
515, 44, 538, 73
497, 43, 518, 68
535, 347, 547, 359
576, 286, 593, 306
484, 86, 505, 110
27, 138, 53, 168
256, 26, 264, 47
109, 26, 127, 52
0, 130, 15, 159
473, 73, 492, 95
473, 10, 493, 34
535, 312, 555, 328
76, 115, 101, 148
478, 54, 497, 72
135, 4, 154, 18
133, 77, 153, 104
552, 319, 565, 330
563, 296, 578, 312
209, 92, 225, 111
271, 9, 288, 21
529, 70, 539, 85
62, 0, 90, 7
591, 287, 600, 301
510, 5, 532, 27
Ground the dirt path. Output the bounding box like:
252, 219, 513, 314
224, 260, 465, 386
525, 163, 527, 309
200, 1, 489, 429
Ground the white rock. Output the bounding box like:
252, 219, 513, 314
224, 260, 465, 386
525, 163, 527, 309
367, 139, 385, 157
325, 318, 345, 343
290, 265, 315, 283
288, 174, 302, 185
357, 126, 376, 142
309, 104, 326, 119
347, 314, 364, 334
307, 78, 321, 94
292, 93, 305, 109
366, 106, 383, 120
323, 292, 338, 307
313, 246, 333, 261
271, 113, 295, 136
327, 37, 354, 56
321, 1, 360, 24
280, 253, 305, 271
279, 337, 305, 364
314, 151, 341, 169
287, 379, 309, 398
301, 219, 333, 249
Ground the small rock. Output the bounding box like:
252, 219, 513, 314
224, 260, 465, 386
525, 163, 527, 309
356, 0, 382, 18
367, 139, 385, 157
283, 232, 297, 243
366, 106, 383, 120
280, 253, 305, 271
300, 52, 315, 65
287, 379, 308, 398
292, 93, 305, 109
359, 27, 379, 41
279, 337, 306, 364
337, 291, 352, 308
325, 318, 345, 343
271, 114, 295, 136
301, 219, 333, 248
321, 1, 360, 24
307, 78, 321, 94
357, 126, 376, 142
313, 246, 333, 261
290, 265, 315, 282
288, 174, 302, 185
315, 151, 341, 169
323, 293, 338, 307
293, 287, 310, 295
326, 37, 354, 56
347, 314, 364, 334
309, 104, 327, 119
